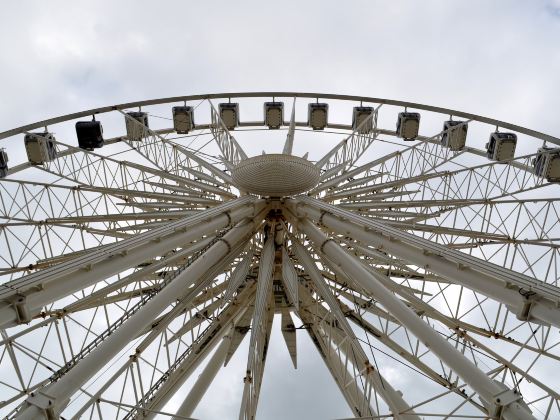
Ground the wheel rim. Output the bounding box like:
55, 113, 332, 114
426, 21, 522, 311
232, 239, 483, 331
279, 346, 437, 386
0, 92, 559, 419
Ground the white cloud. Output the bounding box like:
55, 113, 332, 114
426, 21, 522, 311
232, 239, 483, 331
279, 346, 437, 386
1, 2, 559, 419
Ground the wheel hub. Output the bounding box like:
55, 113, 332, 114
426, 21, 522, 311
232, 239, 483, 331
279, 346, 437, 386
231, 154, 320, 197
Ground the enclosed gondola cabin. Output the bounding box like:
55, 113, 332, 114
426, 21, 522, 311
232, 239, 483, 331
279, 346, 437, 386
76, 119, 104, 150
441, 120, 468, 151
264, 102, 284, 129
352, 106, 374, 134
397, 112, 420, 140
125, 112, 149, 141
533, 147, 560, 182
24, 132, 57, 164
172, 106, 195, 134
0, 149, 8, 178
218, 103, 239, 130
486, 132, 516, 161
308, 103, 328, 130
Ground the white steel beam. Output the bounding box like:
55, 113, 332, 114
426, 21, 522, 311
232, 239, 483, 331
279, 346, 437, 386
46, 240, 234, 392
225, 302, 255, 366
239, 234, 275, 420
289, 196, 560, 328
291, 238, 419, 419
74, 184, 222, 205
43, 209, 198, 224
296, 285, 380, 418
15, 210, 265, 420
137, 286, 257, 419
286, 212, 536, 420
319, 160, 350, 183
280, 307, 297, 369
120, 109, 233, 188
336, 197, 560, 209
173, 143, 234, 184
281, 246, 299, 310
174, 330, 234, 418
282, 98, 297, 155
342, 304, 455, 390
2, 92, 558, 145
327, 256, 560, 363
324, 171, 450, 201
315, 105, 380, 171
310, 152, 399, 195
124, 159, 235, 198
72, 286, 255, 420
0, 197, 260, 328
61, 237, 216, 314
208, 100, 248, 166
222, 250, 254, 304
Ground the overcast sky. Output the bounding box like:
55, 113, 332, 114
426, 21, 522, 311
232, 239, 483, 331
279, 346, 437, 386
1, 1, 560, 419
1, 0, 560, 136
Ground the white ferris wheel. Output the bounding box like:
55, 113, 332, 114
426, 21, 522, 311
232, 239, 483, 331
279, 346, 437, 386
0, 92, 559, 420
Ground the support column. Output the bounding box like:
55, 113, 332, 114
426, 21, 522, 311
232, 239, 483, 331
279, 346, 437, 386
16, 206, 266, 420
296, 286, 376, 418
0, 197, 259, 329
239, 234, 275, 420
132, 288, 257, 420
174, 331, 233, 418
290, 197, 560, 328
291, 238, 419, 419
287, 213, 536, 420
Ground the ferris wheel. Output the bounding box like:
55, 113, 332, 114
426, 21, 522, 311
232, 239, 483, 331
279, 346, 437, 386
0, 92, 559, 420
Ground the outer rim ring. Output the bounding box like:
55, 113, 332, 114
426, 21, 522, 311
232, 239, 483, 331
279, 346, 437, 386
1, 91, 558, 145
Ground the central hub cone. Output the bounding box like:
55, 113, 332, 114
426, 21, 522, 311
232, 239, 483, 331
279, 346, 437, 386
232, 154, 321, 197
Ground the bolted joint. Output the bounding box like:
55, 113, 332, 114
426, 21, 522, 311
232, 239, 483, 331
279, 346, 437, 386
290, 201, 306, 218
490, 388, 523, 419
243, 370, 253, 384
26, 390, 69, 420
319, 238, 334, 254
364, 360, 375, 375
9, 294, 33, 324
480, 381, 531, 420
513, 289, 538, 322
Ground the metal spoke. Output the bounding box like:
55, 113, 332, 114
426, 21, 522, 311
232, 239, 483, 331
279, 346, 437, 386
1, 92, 559, 420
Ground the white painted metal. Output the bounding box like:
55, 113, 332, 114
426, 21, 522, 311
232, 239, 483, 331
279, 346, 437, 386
2, 92, 560, 420
208, 99, 248, 166
0, 197, 259, 328
140, 287, 258, 419
280, 307, 297, 368
2, 92, 558, 144
15, 213, 266, 419
239, 234, 275, 420
291, 238, 420, 419
222, 250, 254, 304
296, 285, 374, 418
232, 154, 320, 196
315, 105, 380, 171
281, 246, 299, 309
289, 197, 560, 328
282, 97, 297, 155
175, 330, 233, 418
287, 214, 536, 420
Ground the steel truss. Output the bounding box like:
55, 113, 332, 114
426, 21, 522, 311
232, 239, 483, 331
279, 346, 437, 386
1, 92, 559, 420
